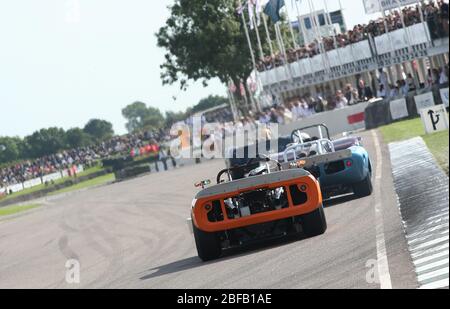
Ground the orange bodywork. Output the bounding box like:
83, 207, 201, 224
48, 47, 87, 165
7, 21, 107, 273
192, 175, 323, 233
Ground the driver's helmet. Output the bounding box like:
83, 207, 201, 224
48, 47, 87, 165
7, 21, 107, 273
293, 132, 311, 144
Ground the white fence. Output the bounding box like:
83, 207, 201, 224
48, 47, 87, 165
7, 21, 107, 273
0, 165, 84, 196
260, 22, 444, 89
375, 23, 430, 55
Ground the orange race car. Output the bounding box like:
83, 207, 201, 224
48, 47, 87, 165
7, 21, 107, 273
190, 157, 327, 261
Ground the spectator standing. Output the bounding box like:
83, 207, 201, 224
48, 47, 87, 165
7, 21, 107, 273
335, 91, 348, 109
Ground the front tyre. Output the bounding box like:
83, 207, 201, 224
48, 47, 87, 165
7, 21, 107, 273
353, 174, 373, 198
301, 205, 327, 237
192, 222, 222, 261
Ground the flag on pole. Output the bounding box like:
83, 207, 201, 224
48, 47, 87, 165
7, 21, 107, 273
248, 0, 255, 30
264, 0, 285, 24
236, 0, 247, 15
255, 0, 263, 26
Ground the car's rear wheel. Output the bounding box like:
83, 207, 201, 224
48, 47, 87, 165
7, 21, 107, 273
353, 174, 373, 198
301, 205, 327, 237
192, 222, 222, 261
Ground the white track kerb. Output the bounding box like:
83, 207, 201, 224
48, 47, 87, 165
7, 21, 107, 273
372, 130, 393, 289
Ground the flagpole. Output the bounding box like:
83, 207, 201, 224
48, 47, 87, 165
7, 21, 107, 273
251, 11, 264, 112
307, 0, 330, 74
293, 0, 308, 45
262, 13, 275, 59
284, 4, 299, 48
293, 0, 315, 80
252, 5, 264, 61
238, 0, 258, 111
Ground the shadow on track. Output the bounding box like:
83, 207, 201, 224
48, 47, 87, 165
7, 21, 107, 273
324, 193, 359, 208
140, 234, 307, 281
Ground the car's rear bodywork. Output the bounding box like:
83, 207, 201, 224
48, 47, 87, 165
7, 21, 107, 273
193, 169, 322, 232
191, 168, 327, 261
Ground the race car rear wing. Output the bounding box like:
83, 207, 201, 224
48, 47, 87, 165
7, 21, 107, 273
280, 149, 353, 170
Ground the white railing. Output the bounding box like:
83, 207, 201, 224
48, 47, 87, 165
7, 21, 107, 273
260, 22, 447, 88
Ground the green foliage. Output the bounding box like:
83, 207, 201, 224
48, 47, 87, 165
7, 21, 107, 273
156, 0, 254, 91
24, 127, 67, 158
0, 137, 24, 164
122, 102, 165, 133
192, 95, 229, 114
83, 119, 114, 142
142, 106, 165, 131
122, 102, 150, 132
66, 128, 93, 149
165, 110, 188, 128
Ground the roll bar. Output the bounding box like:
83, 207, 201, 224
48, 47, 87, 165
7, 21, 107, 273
291, 124, 331, 143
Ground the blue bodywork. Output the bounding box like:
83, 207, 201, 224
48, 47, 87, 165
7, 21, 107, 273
318, 145, 372, 191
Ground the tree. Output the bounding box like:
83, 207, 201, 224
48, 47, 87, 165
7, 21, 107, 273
25, 128, 67, 158
156, 0, 262, 104
122, 102, 150, 133
122, 102, 165, 133
0, 137, 23, 164
65, 128, 93, 149
192, 95, 228, 114
142, 106, 165, 131
83, 119, 114, 142
164, 111, 187, 129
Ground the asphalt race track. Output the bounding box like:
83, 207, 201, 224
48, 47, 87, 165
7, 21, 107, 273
0, 130, 419, 289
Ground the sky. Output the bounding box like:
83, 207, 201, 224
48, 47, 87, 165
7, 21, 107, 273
0, 0, 379, 137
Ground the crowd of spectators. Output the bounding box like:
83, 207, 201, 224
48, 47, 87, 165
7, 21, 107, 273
377, 64, 449, 99
256, 1, 449, 72
0, 132, 163, 189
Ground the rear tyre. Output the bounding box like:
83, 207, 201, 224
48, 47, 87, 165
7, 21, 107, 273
302, 205, 327, 237
192, 222, 222, 261
353, 174, 373, 198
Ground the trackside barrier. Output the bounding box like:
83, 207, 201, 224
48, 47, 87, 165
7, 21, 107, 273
277, 102, 372, 137
0, 169, 110, 207
364, 84, 449, 129
0, 165, 85, 196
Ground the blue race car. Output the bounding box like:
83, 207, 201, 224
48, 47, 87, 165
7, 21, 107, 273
272, 124, 373, 200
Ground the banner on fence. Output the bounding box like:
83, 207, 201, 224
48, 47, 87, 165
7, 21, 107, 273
390, 98, 409, 120
23, 178, 43, 189
42, 172, 62, 183
327, 49, 340, 67
375, 34, 392, 55
353, 41, 372, 61
415, 92, 435, 112
407, 23, 430, 46
311, 55, 325, 72
6, 183, 24, 194
440, 88, 449, 108
363, 0, 418, 14
340, 45, 354, 65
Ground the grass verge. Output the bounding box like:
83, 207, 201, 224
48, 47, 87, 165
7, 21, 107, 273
0, 204, 40, 217
49, 173, 115, 196
379, 117, 449, 175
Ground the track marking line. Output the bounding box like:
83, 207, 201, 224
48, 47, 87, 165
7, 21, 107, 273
371, 130, 393, 289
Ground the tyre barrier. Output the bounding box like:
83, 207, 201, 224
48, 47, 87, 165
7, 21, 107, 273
114, 158, 178, 182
